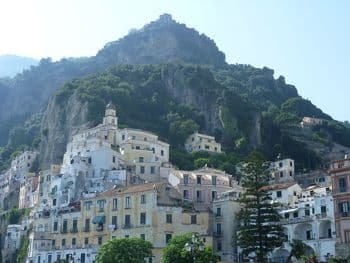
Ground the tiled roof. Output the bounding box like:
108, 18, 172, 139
261, 181, 297, 191
96, 182, 165, 198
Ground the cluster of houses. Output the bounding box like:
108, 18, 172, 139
0, 105, 349, 263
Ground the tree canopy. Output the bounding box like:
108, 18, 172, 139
162, 233, 218, 263
95, 238, 153, 263
236, 152, 284, 262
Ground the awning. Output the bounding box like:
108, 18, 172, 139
92, 216, 106, 224
279, 208, 298, 214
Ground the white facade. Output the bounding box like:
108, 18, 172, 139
4, 224, 22, 250
271, 186, 336, 262
185, 132, 222, 153
270, 158, 295, 184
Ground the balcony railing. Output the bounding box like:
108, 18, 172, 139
280, 216, 313, 225
70, 228, 78, 233
214, 231, 223, 237
122, 224, 133, 229
83, 227, 90, 232
96, 225, 104, 232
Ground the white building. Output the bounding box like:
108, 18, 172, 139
270, 158, 295, 184
270, 185, 336, 262
4, 224, 22, 250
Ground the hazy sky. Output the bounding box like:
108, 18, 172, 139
0, 0, 348, 121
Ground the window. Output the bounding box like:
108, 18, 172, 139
212, 191, 217, 200
141, 194, 146, 204
48, 255, 52, 263
212, 176, 217, 186
166, 214, 172, 224
98, 237, 103, 245
276, 191, 282, 198
279, 171, 284, 178
279, 162, 283, 168
53, 199, 56, 206
191, 215, 197, 224
140, 166, 145, 174
217, 241, 222, 251
306, 230, 312, 240
289, 171, 293, 177
161, 150, 164, 156
305, 209, 310, 216
165, 234, 172, 244
72, 238, 76, 246
112, 216, 117, 229
217, 223, 222, 235
139, 157, 144, 163
290, 161, 293, 167
293, 211, 299, 218
112, 198, 118, 210
62, 220, 68, 233
125, 196, 131, 208
122, 134, 125, 140
84, 201, 92, 211
321, 205, 327, 214
196, 191, 202, 203
51, 239, 55, 247
97, 200, 106, 212
216, 207, 221, 217
184, 175, 189, 185
339, 178, 347, 192
140, 234, 145, 240
205, 145, 210, 150
140, 212, 146, 225
345, 230, 350, 243
53, 222, 58, 231
197, 175, 202, 184
72, 219, 78, 232
84, 237, 89, 245
125, 215, 131, 227
150, 166, 155, 174
84, 219, 90, 232
339, 202, 349, 216
61, 239, 66, 247
183, 190, 189, 199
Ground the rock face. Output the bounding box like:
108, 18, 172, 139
95, 14, 226, 68
39, 92, 89, 169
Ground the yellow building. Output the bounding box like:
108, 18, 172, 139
30, 183, 212, 263
185, 132, 222, 153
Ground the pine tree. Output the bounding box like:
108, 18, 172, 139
236, 152, 284, 263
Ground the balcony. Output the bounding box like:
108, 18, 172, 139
83, 227, 90, 232
214, 231, 223, 237
96, 225, 104, 232
280, 216, 313, 225
122, 224, 133, 229
70, 228, 78, 233
61, 229, 68, 234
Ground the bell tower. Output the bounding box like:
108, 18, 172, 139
103, 102, 118, 126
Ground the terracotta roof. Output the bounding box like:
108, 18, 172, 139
261, 181, 298, 191
94, 182, 165, 198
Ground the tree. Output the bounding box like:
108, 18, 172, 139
286, 239, 308, 263
95, 238, 152, 263
163, 233, 218, 263
236, 152, 284, 263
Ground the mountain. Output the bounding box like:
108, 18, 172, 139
0, 14, 349, 174
0, 55, 38, 77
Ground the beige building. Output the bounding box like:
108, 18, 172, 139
300, 117, 324, 129
29, 183, 212, 263
269, 158, 295, 184
168, 167, 235, 210
19, 173, 39, 209
185, 132, 222, 153
212, 189, 242, 263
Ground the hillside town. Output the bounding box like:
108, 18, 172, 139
0, 103, 349, 263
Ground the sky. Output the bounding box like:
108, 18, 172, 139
0, 0, 349, 121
